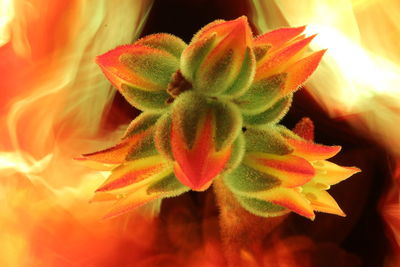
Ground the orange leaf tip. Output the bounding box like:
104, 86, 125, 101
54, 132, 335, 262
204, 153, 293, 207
287, 138, 341, 161
96, 44, 179, 92
171, 113, 232, 191
254, 26, 307, 49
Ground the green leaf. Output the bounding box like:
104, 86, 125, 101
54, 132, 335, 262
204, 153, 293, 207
147, 172, 189, 194
223, 133, 245, 172
171, 91, 242, 151
135, 33, 187, 59
122, 112, 161, 140
154, 113, 174, 160
119, 49, 179, 89
243, 96, 292, 126
235, 73, 287, 115
125, 127, 158, 161
180, 33, 217, 82
244, 126, 293, 155
209, 99, 242, 151
121, 84, 170, 112
171, 91, 208, 149
223, 47, 256, 97
224, 163, 280, 193
236, 196, 287, 217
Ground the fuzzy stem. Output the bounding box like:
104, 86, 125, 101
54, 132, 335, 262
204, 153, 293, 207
213, 177, 288, 266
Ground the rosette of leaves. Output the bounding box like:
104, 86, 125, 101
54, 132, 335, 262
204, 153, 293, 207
78, 16, 360, 220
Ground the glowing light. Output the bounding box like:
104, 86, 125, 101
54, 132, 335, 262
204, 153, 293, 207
0, 0, 154, 266
0, 0, 14, 46
305, 23, 400, 105
0, 151, 50, 174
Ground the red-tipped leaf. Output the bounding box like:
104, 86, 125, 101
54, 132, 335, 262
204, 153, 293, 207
254, 26, 306, 50
287, 138, 341, 161
283, 49, 326, 95
244, 152, 315, 188
171, 113, 232, 191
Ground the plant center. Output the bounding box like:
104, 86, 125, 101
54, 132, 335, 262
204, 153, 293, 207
166, 70, 192, 103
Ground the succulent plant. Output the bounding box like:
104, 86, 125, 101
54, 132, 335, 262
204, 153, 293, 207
78, 16, 360, 220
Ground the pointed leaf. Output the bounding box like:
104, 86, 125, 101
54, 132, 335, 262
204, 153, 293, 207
283, 49, 326, 95
312, 160, 361, 186
169, 91, 241, 189
302, 185, 346, 216
244, 152, 315, 188
79, 130, 150, 164
223, 133, 245, 172
171, 112, 232, 191
80, 113, 159, 164
120, 84, 170, 112
122, 112, 160, 140
224, 163, 280, 193
102, 186, 160, 219
287, 138, 341, 161
154, 113, 174, 160
293, 117, 314, 141
223, 47, 256, 96
96, 44, 179, 92
254, 26, 306, 50
96, 155, 172, 193
253, 44, 271, 61
180, 33, 217, 82
235, 73, 287, 115
236, 195, 289, 217
253, 187, 315, 219
103, 178, 188, 219
125, 127, 158, 161
209, 99, 242, 151
255, 35, 316, 81
244, 127, 293, 155
171, 91, 241, 151
243, 95, 292, 126
171, 91, 208, 149
182, 17, 255, 96
135, 33, 187, 59
190, 19, 226, 43
147, 172, 189, 194
100, 170, 189, 219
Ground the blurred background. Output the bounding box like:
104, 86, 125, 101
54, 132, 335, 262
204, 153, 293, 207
0, 0, 399, 266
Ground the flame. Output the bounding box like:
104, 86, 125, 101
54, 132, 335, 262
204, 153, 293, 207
2, 0, 399, 265
0, 0, 154, 266
0, 0, 14, 46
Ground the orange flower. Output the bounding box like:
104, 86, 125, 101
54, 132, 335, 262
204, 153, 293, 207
79, 17, 359, 220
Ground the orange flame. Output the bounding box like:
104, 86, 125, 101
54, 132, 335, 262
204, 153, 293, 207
0, 0, 153, 266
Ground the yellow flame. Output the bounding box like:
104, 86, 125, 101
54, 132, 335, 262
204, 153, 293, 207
0, 0, 14, 46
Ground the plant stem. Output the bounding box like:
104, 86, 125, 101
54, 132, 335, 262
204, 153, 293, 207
213, 177, 288, 266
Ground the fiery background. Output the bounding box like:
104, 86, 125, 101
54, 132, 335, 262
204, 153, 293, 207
0, 0, 399, 266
